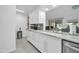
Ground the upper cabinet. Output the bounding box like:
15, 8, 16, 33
29, 10, 39, 24
29, 9, 46, 24
39, 10, 46, 23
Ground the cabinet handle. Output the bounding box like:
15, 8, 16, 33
64, 44, 79, 51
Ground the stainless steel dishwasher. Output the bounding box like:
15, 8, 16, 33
62, 39, 79, 53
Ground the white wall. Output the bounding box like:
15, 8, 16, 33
16, 13, 27, 37
46, 5, 79, 20
0, 5, 16, 52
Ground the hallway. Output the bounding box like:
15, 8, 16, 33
13, 37, 39, 53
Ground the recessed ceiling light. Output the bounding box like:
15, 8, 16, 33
45, 8, 49, 11
16, 9, 24, 13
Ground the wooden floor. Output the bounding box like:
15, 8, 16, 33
12, 37, 39, 53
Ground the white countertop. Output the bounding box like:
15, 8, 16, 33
28, 30, 79, 43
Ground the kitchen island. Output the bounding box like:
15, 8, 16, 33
26, 30, 79, 53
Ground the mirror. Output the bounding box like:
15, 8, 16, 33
46, 17, 63, 32
46, 16, 79, 35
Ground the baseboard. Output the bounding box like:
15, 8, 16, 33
8, 48, 16, 53
0, 48, 16, 53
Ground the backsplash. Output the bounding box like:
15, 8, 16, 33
30, 24, 43, 30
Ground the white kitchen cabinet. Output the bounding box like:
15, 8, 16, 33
27, 30, 62, 53
36, 33, 46, 52
29, 10, 45, 24
39, 11, 46, 23
44, 35, 62, 53
34, 32, 62, 53
31, 31, 45, 52
26, 30, 32, 41
29, 10, 39, 24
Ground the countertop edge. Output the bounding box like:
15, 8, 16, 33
27, 30, 79, 44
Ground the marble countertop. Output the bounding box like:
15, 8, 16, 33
28, 29, 79, 43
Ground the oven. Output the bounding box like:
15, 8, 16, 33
62, 39, 79, 53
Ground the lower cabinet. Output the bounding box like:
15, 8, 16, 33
31, 32, 45, 52
45, 36, 61, 53
27, 31, 62, 53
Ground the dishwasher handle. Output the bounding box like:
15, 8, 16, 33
64, 44, 79, 52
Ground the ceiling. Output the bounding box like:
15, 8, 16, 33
16, 5, 40, 15
16, 5, 57, 15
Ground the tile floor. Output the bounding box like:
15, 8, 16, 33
12, 37, 39, 53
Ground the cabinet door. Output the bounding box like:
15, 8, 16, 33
32, 32, 45, 52
45, 36, 62, 53
29, 10, 39, 24
37, 33, 46, 52
39, 11, 45, 23
26, 31, 32, 41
